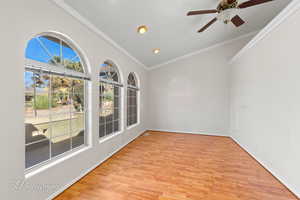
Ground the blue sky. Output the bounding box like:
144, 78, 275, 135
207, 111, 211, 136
26, 36, 80, 63
25, 36, 80, 88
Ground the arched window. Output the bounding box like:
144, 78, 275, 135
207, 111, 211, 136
24, 33, 90, 169
99, 60, 122, 138
127, 73, 139, 127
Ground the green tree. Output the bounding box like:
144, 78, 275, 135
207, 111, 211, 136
31, 56, 85, 113
50, 55, 83, 73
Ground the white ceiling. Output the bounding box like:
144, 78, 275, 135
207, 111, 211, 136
63, 0, 291, 68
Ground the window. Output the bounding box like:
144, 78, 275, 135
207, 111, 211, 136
25, 33, 90, 169
127, 73, 139, 127
99, 61, 122, 138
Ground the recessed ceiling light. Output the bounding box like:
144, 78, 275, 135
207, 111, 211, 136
137, 25, 148, 34
153, 48, 160, 54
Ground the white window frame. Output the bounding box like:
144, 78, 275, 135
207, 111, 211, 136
99, 61, 123, 141
24, 33, 91, 173
126, 73, 140, 129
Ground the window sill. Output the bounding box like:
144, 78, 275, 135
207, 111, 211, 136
25, 145, 91, 179
127, 123, 139, 130
99, 131, 122, 144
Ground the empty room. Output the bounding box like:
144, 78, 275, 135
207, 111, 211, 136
1, 0, 300, 199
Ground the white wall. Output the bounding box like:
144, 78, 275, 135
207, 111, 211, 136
2, 0, 298, 199
230, 8, 300, 197
148, 36, 252, 136
0, 1, 148, 200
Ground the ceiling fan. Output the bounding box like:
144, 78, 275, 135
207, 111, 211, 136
187, 0, 274, 32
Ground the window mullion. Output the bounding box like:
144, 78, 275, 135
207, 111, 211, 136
49, 73, 53, 160
104, 83, 107, 137
111, 85, 115, 133
69, 77, 73, 150
36, 37, 54, 63
60, 39, 63, 66
83, 76, 87, 145
127, 88, 129, 126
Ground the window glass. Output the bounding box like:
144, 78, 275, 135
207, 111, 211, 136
127, 73, 138, 127
127, 73, 137, 87
25, 35, 84, 73
25, 34, 89, 169
99, 61, 122, 138
25, 38, 52, 63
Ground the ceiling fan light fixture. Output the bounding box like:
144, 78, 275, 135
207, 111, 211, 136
137, 25, 148, 34
217, 8, 237, 23
153, 48, 160, 54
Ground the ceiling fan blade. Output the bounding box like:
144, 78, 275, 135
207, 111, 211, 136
198, 18, 217, 32
187, 9, 218, 16
238, 0, 273, 9
231, 15, 245, 27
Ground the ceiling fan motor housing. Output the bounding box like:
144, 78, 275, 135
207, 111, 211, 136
217, 0, 238, 12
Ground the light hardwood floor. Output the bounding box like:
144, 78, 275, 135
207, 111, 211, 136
54, 131, 298, 200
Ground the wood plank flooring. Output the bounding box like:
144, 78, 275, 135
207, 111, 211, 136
54, 131, 298, 200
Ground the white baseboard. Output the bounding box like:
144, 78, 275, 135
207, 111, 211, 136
231, 136, 300, 199
46, 130, 146, 200
148, 129, 228, 137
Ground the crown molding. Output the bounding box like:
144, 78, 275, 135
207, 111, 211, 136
149, 31, 258, 70
230, 0, 300, 63
51, 0, 149, 70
